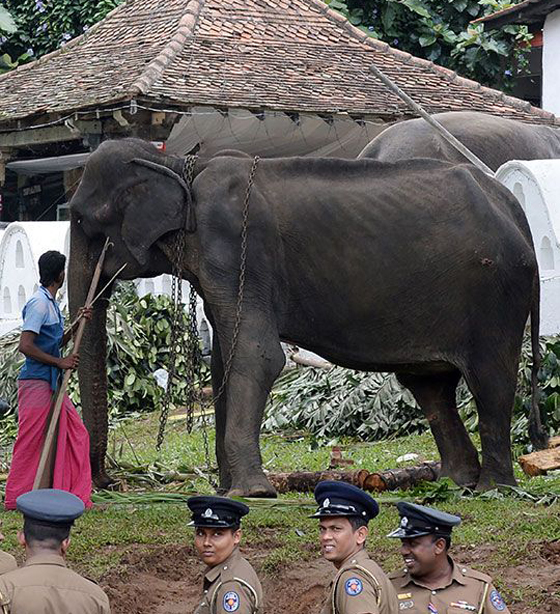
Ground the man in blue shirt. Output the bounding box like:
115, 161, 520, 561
5, 251, 93, 510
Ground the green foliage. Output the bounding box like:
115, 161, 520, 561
324, 0, 532, 89
0, 0, 124, 72
264, 367, 425, 441
264, 336, 560, 446
0, 283, 209, 440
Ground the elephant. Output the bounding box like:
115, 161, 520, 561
69, 137, 547, 497
358, 111, 560, 170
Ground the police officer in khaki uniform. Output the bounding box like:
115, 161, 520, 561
311, 481, 398, 614
188, 495, 262, 614
0, 488, 110, 614
387, 502, 510, 613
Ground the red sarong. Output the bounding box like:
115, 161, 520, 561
5, 380, 93, 510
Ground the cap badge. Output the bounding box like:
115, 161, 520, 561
202, 508, 214, 518
323, 498, 330, 508
401, 516, 409, 528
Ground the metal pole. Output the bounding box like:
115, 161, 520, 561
369, 63, 495, 177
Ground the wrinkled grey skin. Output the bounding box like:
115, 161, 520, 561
359, 111, 560, 170
69, 138, 545, 497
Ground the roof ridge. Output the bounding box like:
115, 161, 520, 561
0, 1, 126, 82
128, 0, 204, 96
309, 0, 557, 123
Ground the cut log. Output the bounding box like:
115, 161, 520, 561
266, 462, 441, 494
518, 447, 560, 476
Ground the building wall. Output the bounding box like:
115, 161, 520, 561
543, 10, 560, 115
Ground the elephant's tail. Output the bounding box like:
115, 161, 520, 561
529, 271, 548, 450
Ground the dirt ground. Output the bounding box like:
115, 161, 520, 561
101, 540, 560, 613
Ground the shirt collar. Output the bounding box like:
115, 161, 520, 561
25, 553, 67, 568
39, 286, 56, 303
397, 557, 465, 589
204, 547, 241, 583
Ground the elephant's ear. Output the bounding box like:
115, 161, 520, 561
121, 158, 195, 266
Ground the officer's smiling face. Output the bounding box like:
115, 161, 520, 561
400, 534, 445, 577
194, 527, 241, 567
319, 517, 368, 568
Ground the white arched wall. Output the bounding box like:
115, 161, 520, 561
496, 160, 560, 335
0, 222, 70, 335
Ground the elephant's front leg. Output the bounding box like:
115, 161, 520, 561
210, 334, 232, 493
218, 316, 285, 498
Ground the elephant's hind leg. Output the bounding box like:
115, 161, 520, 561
397, 371, 481, 488
463, 362, 517, 489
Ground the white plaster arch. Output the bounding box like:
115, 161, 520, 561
496, 160, 560, 335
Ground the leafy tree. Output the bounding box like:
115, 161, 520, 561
325, 0, 531, 89
0, 0, 124, 72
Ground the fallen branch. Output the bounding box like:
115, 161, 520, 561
266, 462, 441, 494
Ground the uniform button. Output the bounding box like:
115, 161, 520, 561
432, 590, 437, 595
352, 560, 356, 564
224, 566, 228, 570
462, 569, 467, 573
204, 590, 208, 594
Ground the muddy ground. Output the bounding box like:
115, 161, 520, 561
101, 540, 560, 613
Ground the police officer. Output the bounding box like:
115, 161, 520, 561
0, 489, 110, 613
387, 502, 510, 613
188, 495, 262, 614
312, 481, 398, 614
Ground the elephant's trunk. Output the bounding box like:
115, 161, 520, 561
68, 214, 112, 488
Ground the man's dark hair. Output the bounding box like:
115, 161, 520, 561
38, 251, 66, 287
23, 517, 71, 548
432, 534, 451, 551
348, 516, 368, 532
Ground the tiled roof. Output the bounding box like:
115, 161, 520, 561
0, 0, 556, 125
474, 0, 560, 28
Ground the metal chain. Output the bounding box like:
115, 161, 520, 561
210, 155, 260, 405
156, 154, 260, 486
156, 155, 197, 450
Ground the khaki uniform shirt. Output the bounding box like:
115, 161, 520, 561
389, 557, 510, 613
194, 548, 263, 614
0, 553, 110, 614
0, 552, 16, 576
320, 549, 399, 614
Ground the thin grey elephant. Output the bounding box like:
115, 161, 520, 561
69, 134, 547, 497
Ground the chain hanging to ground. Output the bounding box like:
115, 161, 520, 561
156, 155, 198, 451
156, 155, 260, 489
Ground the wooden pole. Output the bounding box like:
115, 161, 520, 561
32, 239, 112, 490
368, 63, 495, 177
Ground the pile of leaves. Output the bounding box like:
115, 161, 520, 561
0, 283, 209, 441
264, 336, 560, 447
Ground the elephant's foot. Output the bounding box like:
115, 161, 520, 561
439, 459, 481, 490
475, 467, 516, 491
218, 469, 233, 495
227, 473, 277, 498
93, 471, 117, 490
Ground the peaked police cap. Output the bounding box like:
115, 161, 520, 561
387, 502, 461, 539
187, 495, 250, 528
16, 489, 85, 526
310, 481, 379, 521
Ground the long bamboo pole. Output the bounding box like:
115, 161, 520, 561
32, 238, 112, 490
368, 64, 495, 177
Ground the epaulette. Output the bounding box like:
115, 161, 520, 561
457, 565, 493, 584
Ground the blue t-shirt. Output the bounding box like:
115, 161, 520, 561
18, 286, 64, 391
